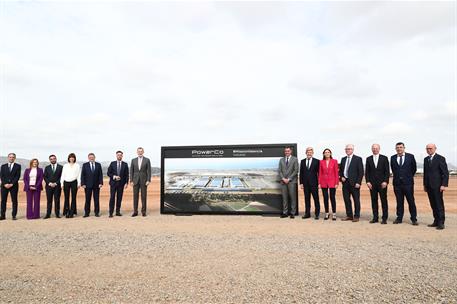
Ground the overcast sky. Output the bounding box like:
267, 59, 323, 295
0, 1, 455, 166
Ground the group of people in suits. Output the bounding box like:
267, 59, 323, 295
278, 142, 449, 230
0, 147, 151, 220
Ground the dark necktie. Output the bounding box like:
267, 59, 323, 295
307, 158, 310, 169
117, 161, 121, 176
52, 165, 56, 173
429, 156, 433, 165
286, 157, 289, 167
399, 156, 403, 166
91, 163, 94, 172
9, 163, 12, 172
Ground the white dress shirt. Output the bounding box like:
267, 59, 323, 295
373, 154, 379, 168
397, 153, 405, 165
61, 163, 81, 186
29, 168, 37, 186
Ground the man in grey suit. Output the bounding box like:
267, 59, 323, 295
130, 147, 151, 217
278, 146, 299, 218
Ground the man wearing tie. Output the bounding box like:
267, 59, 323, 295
339, 144, 364, 222
365, 144, 390, 224
0, 153, 21, 220
299, 147, 320, 219
107, 151, 129, 217
390, 142, 418, 225
278, 146, 299, 218
81, 153, 103, 217
130, 147, 151, 217
43, 154, 63, 219
423, 143, 449, 230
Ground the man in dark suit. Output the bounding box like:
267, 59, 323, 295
390, 142, 418, 225
299, 147, 320, 219
81, 153, 103, 217
0, 153, 21, 220
130, 147, 151, 217
423, 143, 449, 230
365, 144, 390, 224
339, 144, 364, 222
43, 154, 63, 219
107, 151, 129, 217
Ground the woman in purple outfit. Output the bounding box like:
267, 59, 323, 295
23, 158, 44, 219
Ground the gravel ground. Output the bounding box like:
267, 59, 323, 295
0, 213, 456, 304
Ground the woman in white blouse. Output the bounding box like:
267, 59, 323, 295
61, 153, 81, 218
23, 158, 44, 219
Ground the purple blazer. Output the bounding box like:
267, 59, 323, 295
23, 167, 44, 192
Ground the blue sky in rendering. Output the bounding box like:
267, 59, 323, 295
0, 1, 455, 166
166, 157, 280, 171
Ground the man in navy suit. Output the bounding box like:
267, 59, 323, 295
299, 147, 320, 219
390, 142, 418, 225
0, 153, 22, 220
107, 151, 129, 217
339, 144, 364, 222
423, 143, 449, 230
81, 153, 103, 217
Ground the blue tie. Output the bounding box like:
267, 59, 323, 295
91, 163, 94, 172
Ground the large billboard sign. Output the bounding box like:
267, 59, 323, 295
160, 144, 298, 215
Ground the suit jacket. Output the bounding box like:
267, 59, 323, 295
130, 157, 151, 186
0, 163, 21, 187
423, 154, 449, 189
299, 157, 319, 187
390, 153, 416, 186
339, 155, 364, 186
107, 160, 129, 187
81, 162, 104, 189
318, 159, 339, 188
365, 154, 390, 186
43, 164, 63, 187
278, 156, 299, 184
23, 167, 44, 192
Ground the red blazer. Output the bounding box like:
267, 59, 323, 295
319, 159, 339, 188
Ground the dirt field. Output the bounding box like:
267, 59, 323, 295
0, 177, 456, 303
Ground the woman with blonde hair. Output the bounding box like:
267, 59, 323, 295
23, 158, 44, 219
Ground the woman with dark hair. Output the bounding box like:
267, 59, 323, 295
319, 149, 339, 221
23, 158, 44, 219
61, 153, 81, 218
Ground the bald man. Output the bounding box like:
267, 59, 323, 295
365, 144, 390, 224
339, 144, 364, 222
423, 144, 449, 230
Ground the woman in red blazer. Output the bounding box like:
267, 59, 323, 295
319, 149, 339, 220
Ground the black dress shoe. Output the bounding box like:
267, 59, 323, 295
290, 215, 295, 219
44, 215, 50, 219
68, 215, 74, 218
280, 214, 288, 218
95, 214, 100, 217
381, 220, 387, 224
142, 213, 147, 217
393, 219, 402, 224
132, 213, 138, 217
56, 215, 61, 218
0, 216, 5, 221
83, 214, 89, 218
436, 224, 445, 230
427, 223, 438, 227
314, 216, 319, 220
109, 214, 113, 218
115, 213, 122, 216
65, 214, 70, 218
302, 214, 311, 219
12, 217, 17, 220
411, 221, 419, 226
369, 219, 378, 224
